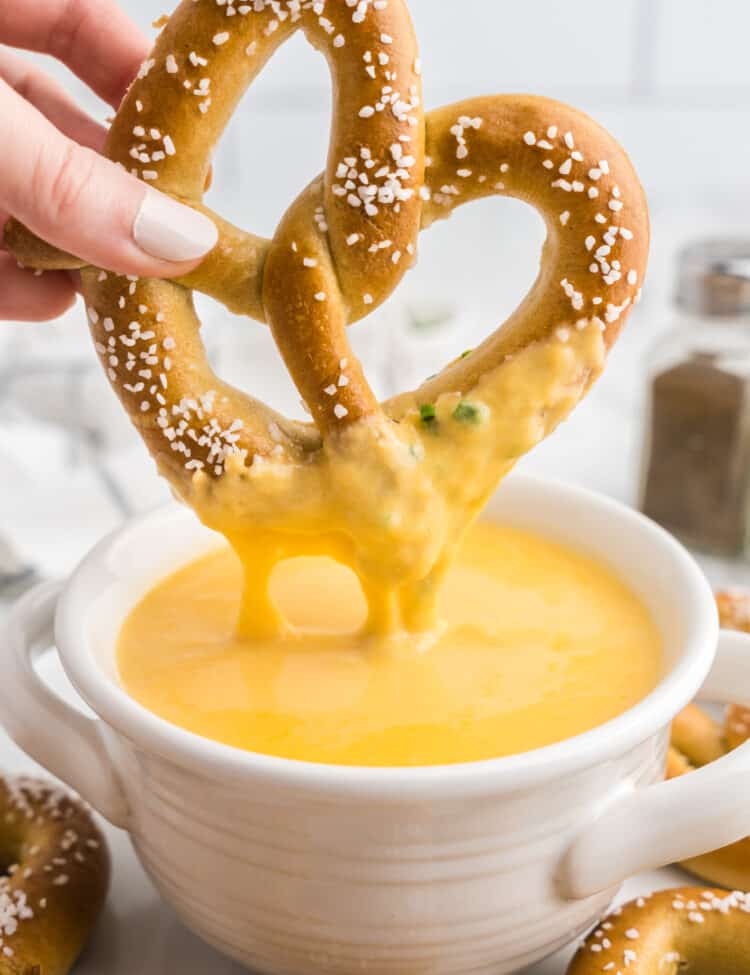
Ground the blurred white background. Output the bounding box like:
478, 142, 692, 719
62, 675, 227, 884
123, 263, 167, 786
2, 0, 750, 581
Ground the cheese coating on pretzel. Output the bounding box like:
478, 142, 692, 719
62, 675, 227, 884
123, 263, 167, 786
4, 0, 649, 634
567, 888, 750, 975
0, 777, 109, 975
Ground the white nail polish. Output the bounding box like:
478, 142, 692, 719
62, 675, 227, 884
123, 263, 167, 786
133, 189, 218, 262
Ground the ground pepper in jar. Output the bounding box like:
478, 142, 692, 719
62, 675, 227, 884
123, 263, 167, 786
641, 240, 750, 556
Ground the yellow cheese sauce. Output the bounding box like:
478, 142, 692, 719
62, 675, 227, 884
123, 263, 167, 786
120, 324, 657, 766
117, 520, 662, 766
188, 324, 608, 639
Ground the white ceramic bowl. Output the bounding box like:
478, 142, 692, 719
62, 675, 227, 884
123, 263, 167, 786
3, 475, 750, 975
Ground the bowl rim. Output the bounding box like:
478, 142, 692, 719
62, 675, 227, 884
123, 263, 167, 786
55, 474, 718, 800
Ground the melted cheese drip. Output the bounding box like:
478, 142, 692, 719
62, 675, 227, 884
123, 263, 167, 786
188, 324, 607, 638
117, 520, 662, 766
117, 323, 658, 766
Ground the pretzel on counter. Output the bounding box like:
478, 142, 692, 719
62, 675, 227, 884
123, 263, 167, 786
566, 888, 750, 975
0, 776, 109, 975
667, 589, 750, 891
4, 0, 649, 619
717, 591, 750, 753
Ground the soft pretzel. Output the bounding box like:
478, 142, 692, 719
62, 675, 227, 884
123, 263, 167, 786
4, 0, 649, 633
566, 888, 750, 975
0, 776, 109, 975
667, 589, 750, 890
716, 590, 750, 752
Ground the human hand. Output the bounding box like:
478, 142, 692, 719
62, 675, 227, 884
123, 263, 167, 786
0, 0, 218, 322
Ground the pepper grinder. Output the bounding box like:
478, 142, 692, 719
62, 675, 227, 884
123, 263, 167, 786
640, 239, 750, 556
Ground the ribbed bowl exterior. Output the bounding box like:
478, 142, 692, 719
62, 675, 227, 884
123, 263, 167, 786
117, 731, 669, 975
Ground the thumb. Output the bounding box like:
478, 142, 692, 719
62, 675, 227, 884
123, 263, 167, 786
0, 80, 217, 277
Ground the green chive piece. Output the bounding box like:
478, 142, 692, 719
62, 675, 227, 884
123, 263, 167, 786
452, 401, 482, 424
460, 349, 473, 359
419, 403, 437, 424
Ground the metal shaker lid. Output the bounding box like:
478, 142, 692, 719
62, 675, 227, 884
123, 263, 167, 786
676, 239, 750, 317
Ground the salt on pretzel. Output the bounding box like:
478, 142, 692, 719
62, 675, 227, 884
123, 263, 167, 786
667, 589, 750, 891
0, 776, 109, 975
4, 0, 649, 626
566, 888, 750, 975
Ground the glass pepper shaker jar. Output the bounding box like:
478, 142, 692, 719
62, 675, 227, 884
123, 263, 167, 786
640, 239, 750, 556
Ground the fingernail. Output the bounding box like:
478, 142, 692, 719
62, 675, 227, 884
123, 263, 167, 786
133, 189, 218, 263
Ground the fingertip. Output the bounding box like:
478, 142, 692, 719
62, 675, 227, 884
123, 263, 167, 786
46, 284, 78, 320
0, 256, 78, 322
66, 269, 83, 294
89, 185, 219, 279
6, 133, 218, 280
132, 189, 219, 265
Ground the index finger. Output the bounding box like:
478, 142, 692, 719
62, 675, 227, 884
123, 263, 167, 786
0, 0, 150, 108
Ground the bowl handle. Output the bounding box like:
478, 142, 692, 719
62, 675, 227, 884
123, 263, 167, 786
559, 628, 750, 899
0, 581, 130, 828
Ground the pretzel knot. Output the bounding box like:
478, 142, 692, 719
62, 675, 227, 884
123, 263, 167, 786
5, 0, 649, 633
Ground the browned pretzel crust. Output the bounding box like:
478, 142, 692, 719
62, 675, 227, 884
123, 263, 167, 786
0, 777, 109, 975
5, 0, 648, 499
717, 590, 750, 753
668, 589, 750, 891
567, 888, 750, 975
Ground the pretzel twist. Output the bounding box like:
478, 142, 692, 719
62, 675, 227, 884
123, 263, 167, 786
0, 777, 109, 975
566, 888, 750, 975
667, 589, 750, 891
5, 0, 649, 628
